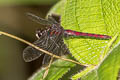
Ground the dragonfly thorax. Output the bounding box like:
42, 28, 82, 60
36, 24, 64, 39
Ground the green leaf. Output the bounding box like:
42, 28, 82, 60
62, 0, 120, 65
48, 0, 65, 15
81, 69, 98, 80
80, 41, 120, 80
29, 56, 76, 80
100, 33, 119, 59
72, 65, 95, 80
61, 0, 120, 79
72, 33, 118, 79
97, 42, 120, 80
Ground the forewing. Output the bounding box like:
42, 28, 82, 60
23, 45, 43, 62
23, 34, 48, 62
26, 13, 53, 26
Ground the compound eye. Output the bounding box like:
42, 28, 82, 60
36, 29, 42, 39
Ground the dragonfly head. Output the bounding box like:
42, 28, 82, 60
35, 29, 48, 39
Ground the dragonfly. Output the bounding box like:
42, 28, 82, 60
23, 13, 111, 66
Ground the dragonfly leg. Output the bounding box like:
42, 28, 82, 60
43, 56, 54, 79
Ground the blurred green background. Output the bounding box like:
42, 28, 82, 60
0, 0, 59, 80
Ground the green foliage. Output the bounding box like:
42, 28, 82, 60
48, 0, 65, 15
0, 0, 58, 5
62, 0, 120, 65
97, 42, 120, 80
72, 65, 95, 80
29, 56, 76, 80
79, 41, 120, 80
30, 0, 120, 80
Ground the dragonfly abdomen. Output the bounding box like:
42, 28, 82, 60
64, 30, 111, 39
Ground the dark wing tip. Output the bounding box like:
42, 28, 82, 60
23, 46, 43, 62
26, 12, 39, 20
26, 12, 53, 26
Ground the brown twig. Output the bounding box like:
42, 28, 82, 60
0, 31, 89, 67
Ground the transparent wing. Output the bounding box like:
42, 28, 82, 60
42, 54, 51, 66
26, 13, 53, 25
23, 34, 48, 62
23, 45, 43, 62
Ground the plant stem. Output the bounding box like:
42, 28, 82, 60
0, 31, 89, 67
